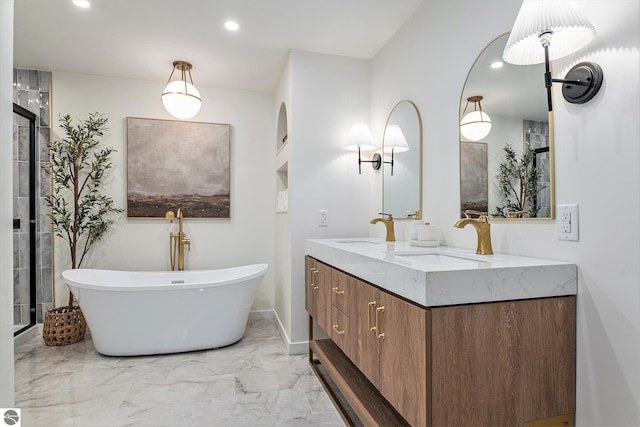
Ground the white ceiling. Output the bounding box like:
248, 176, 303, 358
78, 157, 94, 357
14, 0, 423, 92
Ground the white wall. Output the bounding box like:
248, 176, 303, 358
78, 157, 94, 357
51, 73, 276, 314
371, 0, 640, 424
274, 56, 293, 346
0, 0, 15, 407
281, 50, 372, 350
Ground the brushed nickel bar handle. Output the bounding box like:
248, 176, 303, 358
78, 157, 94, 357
332, 325, 345, 335
332, 287, 345, 295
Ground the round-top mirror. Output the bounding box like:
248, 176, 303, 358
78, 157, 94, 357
459, 33, 555, 220
382, 100, 422, 219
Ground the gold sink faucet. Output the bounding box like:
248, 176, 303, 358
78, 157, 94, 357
165, 208, 191, 270
454, 210, 493, 255
371, 213, 395, 242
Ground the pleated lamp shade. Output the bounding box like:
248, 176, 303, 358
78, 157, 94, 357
503, 0, 596, 65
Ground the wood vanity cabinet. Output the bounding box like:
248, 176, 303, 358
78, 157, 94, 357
305, 257, 332, 334
305, 256, 576, 427
308, 259, 426, 425
349, 275, 428, 426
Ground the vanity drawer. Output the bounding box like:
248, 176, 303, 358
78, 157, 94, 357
331, 305, 350, 354
331, 268, 350, 314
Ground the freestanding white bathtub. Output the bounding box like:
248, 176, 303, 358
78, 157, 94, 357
62, 264, 268, 356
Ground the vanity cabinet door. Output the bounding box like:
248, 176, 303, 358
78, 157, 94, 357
304, 256, 317, 319
349, 277, 381, 389
315, 261, 332, 335
330, 305, 350, 353
304, 257, 332, 334
349, 277, 428, 425
331, 268, 350, 313
378, 291, 428, 427
330, 269, 351, 356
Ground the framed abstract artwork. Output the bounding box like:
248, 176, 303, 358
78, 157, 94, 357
126, 117, 230, 218
460, 141, 488, 215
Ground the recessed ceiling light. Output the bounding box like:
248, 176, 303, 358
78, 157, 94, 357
73, 0, 90, 8
224, 20, 240, 32
490, 61, 504, 69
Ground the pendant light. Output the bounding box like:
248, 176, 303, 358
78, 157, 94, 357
161, 61, 202, 120
460, 96, 492, 141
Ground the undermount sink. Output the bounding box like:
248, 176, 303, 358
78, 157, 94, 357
335, 240, 382, 244
386, 250, 490, 263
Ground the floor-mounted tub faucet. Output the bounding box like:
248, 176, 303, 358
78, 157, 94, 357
165, 208, 191, 270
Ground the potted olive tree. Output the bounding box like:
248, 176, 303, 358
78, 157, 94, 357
494, 143, 547, 218
43, 112, 123, 346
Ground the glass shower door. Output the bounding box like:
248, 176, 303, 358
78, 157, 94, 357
13, 103, 37, 335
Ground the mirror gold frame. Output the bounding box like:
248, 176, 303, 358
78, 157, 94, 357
459, 33, 555, 221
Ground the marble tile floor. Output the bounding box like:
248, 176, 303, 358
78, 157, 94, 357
14, 319, 345, 427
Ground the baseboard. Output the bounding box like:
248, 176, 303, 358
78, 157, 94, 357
273, 310, 309, 355
249, 309, 275, 320
14, 324, 42, 349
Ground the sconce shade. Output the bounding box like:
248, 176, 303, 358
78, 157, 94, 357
460, 96, 492, 142
162, 61, 202, 120
345, 122, 376, 151
383, 125, 409, 153
503, 1, 596, 65
502, 1, 602, 111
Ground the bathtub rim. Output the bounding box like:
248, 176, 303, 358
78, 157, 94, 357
62, 263, 269, 292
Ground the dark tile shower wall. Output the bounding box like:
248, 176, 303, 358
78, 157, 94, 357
524, 119, 551, 218
13, 69, 53, 324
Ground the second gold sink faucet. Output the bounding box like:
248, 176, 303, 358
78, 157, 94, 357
165, 208, 191, 270
371, 212, 395, 242
454, 210, 493, 255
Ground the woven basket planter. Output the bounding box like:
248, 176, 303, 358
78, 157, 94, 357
43, 305, 87, 346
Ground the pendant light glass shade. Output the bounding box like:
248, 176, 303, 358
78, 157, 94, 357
503, 1, 596, 65
162, 61, 202, 120
460, 96, 491, 142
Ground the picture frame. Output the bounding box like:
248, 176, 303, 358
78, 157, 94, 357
126, 117, 230, 218
460, 141, 488, 215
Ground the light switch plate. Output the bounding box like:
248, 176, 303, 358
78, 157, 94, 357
557, 204, 579, 241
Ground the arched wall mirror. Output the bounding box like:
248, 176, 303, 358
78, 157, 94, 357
459, 33, 555, 220
382, 100, 422, 219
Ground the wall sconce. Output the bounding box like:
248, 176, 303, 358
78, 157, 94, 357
460, 96, 492, 141
383, 125, 409, 176
345, 123, 380, 174
502, 0, 603, 111
161, 60, 202, 120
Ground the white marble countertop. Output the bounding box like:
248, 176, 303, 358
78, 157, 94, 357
305, 238, 577, 307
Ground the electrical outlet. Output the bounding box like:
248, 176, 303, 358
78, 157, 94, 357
557, 204, 579, 241
318, 210, 328, 227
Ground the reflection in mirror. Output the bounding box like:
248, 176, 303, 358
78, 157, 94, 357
383, 100, 422, 219
459, 33, 554, 220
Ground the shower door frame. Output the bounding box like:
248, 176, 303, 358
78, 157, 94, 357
13, 103, 38, 336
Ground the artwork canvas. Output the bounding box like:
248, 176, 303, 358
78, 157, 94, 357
127, 117, 230, 218
460, 141, 488, 215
